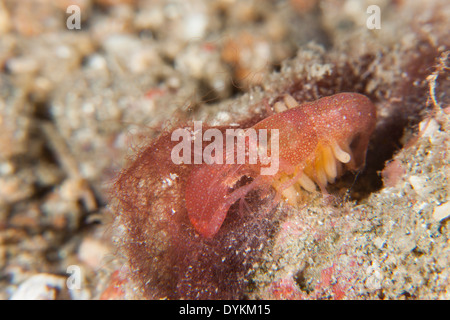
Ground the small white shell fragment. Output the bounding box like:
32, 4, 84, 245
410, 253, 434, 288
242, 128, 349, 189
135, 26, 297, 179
373, 237, 386, 249
408, 175, 429, 197
419, 118, 439, 138
11, 274, 66, 300
365, 261, 382, 291
433, 202, 450, 222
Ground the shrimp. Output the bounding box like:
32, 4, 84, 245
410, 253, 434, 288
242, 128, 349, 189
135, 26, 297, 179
185, 92, 377, 238
111, 92, 376, 299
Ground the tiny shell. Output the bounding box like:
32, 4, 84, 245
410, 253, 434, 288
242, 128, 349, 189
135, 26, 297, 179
433, 202, 450, 222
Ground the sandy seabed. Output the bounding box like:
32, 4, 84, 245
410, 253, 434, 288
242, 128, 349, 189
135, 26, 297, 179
0, 0, 449, 300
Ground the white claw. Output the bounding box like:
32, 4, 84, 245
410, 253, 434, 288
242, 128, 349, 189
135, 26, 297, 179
298, 174, 317, 192
323, 146, 337, 182
274, 101, 288, 113
331, 143, 351, 164
284, 94, 299, 109
315, 167, 328, 189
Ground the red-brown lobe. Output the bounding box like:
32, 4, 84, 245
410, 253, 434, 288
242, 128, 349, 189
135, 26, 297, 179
185, 164, 243, 238
252, 108, 318, 170
185, 93, 376, 239
300, 93, 376, 169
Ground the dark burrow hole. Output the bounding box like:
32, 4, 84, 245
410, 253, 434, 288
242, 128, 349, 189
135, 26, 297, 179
329, 104, 427, 202
197, 78, 223, 104
199, 76, 247, 106
329, 113, 408, 201
294, 268, 313, 293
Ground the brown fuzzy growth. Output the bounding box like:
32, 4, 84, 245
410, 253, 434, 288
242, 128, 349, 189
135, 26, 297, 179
111, 125, 277, 299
